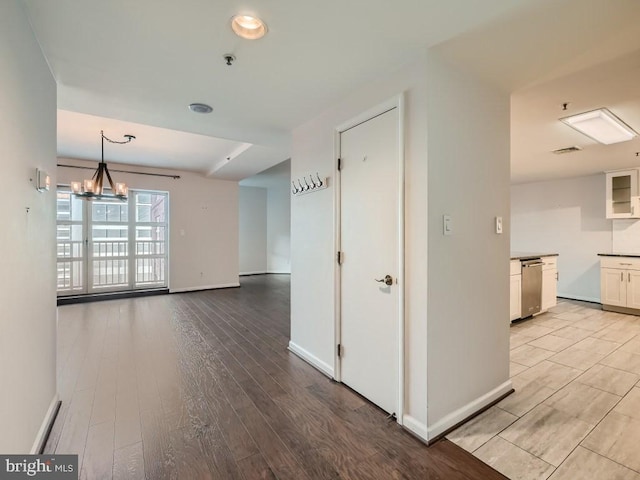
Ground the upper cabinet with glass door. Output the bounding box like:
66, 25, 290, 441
606, 169, 640, 219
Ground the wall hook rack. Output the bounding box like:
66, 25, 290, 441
292, 172, 328, 196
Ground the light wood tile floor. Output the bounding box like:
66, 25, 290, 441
448, 299, 640, 480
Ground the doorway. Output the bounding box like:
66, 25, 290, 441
337, 98, 404, 418
56, 189, 169, 295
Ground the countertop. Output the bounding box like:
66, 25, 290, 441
598, 253, 640, 258
510, 252, 559, 261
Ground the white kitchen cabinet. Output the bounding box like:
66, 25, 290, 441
627, 271, 640, 310
510, 260, 521, 322
541, 256, 558, 311
601, 268, 626, 307
605, 169, 640, 219
510, 274, 521, 322
600, 256, 640, 313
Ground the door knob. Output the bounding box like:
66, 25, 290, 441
375, 275, 393, 286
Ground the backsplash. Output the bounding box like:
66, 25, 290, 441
612, 219, 640, 253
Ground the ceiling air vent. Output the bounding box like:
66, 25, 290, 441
552, 146, 582, 155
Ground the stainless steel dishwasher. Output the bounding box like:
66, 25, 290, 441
521, 258, 543, 318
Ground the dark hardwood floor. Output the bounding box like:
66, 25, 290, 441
47, 274, 506, 479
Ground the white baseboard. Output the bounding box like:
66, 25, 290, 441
402, 414, 428, 442
170, 282, 240, 293
427, 379, 513, 441
240, 271, 267, 276
266, 270, 291, 274
288, 341, 334, 378
31, 393, 60, 454
557, 293, 601, 304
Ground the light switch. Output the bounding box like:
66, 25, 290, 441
496, 216, 503, 234
443, 215, 452, 236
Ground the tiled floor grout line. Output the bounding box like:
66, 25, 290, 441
580, 443, 640, 475
492, 434, 558, 475
468, 412, 520, 455
520, 307, 640, 476
449, 299, 640, 479
548, 379, 627, 476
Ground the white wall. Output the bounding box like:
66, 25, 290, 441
290, 51, 511, 441
57, 159, 239, 292
511, 173, 640, 303
0, 0, 58, 453
290, 58, 430, 435
511, 174, 612, 302
239, 186, 268, 274
612, 219, 640, 254
267, 187, 291, 273
425, 53, 511, 435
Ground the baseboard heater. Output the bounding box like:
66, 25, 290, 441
57, 288, 168, 306
36, 400, 61, 454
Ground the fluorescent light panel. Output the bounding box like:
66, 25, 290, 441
560, 108, 637, 145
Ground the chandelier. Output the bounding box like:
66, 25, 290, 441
70, 130, 135, 200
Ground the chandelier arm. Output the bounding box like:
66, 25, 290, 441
96, 163, 105, 195
104, 165, 116, 192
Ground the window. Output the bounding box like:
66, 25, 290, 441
56, 189, 169, 295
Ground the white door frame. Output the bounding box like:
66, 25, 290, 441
333, 94, 405, 423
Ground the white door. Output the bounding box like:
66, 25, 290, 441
339, 107, 399, 415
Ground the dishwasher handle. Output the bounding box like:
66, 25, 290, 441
522, 262, 543, 268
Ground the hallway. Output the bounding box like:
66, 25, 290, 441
48, 275, 503, 479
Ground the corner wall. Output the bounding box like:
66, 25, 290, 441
511, 174, 617, 303
239, 186, 268, 275
267, 187, 291, 274
0, 0, 58, 453
57, 159, 239, 292
425, 53, 512, 436
291, 51, 512, 441
290, 58, 430, 434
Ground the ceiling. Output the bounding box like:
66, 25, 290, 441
511, 50, 640, 184
240, 159, 291, 189
22, 0, 640, 183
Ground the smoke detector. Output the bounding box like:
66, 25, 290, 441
188, 103, 213, 114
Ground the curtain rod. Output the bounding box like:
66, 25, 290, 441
57, 163, 181, 179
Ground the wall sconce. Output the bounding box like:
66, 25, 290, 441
36, 168, 50, 192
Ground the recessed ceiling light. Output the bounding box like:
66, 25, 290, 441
230, 15, 267, 40
188, 103, 213, 114
560, 108, 637, 145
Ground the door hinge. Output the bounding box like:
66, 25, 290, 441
337, 251, 343, 265
337, 158, 342, 171
337, 344, 342, 357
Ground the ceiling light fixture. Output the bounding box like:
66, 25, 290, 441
188, 103, 213, 114
560, 108, 638, 145
70, 130, 134, 200
230, 15, 267, 40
